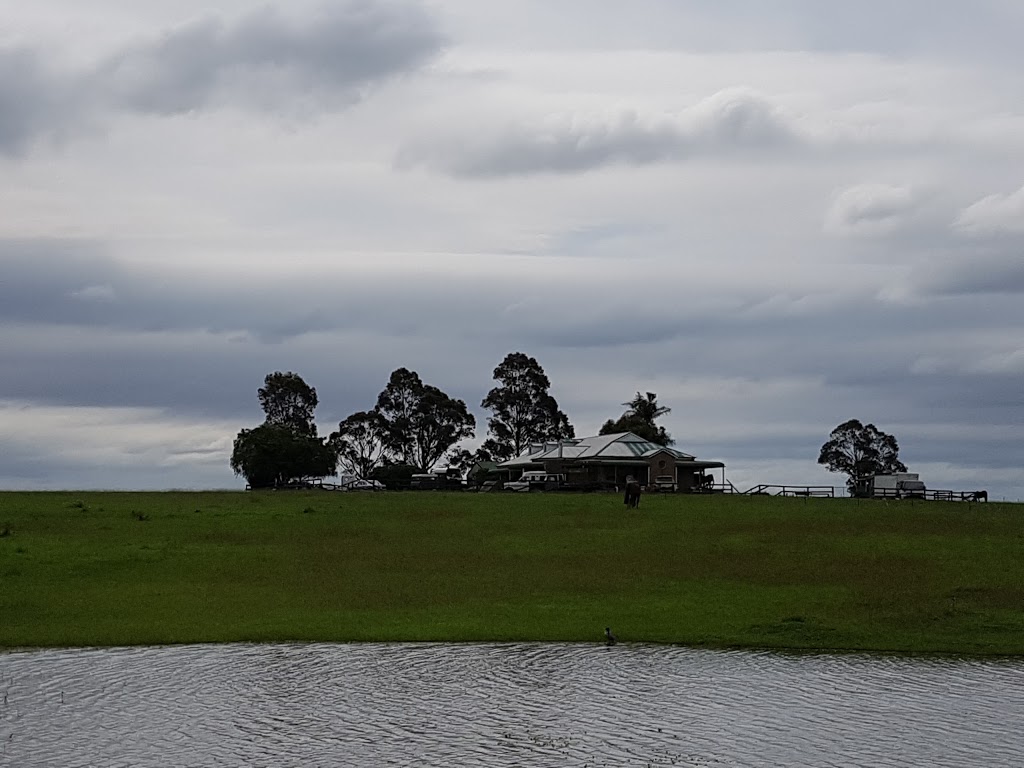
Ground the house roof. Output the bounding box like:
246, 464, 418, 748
498, 432, 698, 468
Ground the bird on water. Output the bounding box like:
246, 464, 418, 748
604, 627, 617, 645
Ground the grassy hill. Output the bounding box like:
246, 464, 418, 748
1, 490, 1021, 654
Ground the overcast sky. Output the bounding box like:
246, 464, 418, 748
2, 1, 1022, 498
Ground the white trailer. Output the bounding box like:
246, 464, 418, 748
854, 473, 927, 499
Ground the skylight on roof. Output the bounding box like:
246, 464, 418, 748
627, 441, 659, 455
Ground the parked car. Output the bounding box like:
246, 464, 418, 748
345, 478, 385, 491
410, 473, 466, 490
504, 471, 566, 492
653, 475, 677, 492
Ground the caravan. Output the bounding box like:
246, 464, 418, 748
854, 473, 926, 499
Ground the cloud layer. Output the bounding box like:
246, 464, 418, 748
1, 1, 1022, 499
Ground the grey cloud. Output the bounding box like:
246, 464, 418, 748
698, 430, 1024, 477
651, 1, 1023, 64
779, 0, 1024, 61
0, 2, 444, 154
94, 3, 445, 115
71, 284, 118, 302
446, 0, 1024, 63
0, 239, 120, 319
900, 437, 1024, 472
398, 89, 799, 177
0, 441, 240, 491
691, 434, 826, 464
510, 311, 685, 350
3, 244, 1021, 492
0, 242, 546, 419
0, 239, 494, 342
0, 49, 86, 155
6, 240, 1017, 369
921, 253, 1024, 296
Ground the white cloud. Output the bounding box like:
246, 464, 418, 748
913, 348, 1024, 376
70, 284, 116, 302
0, 399, 239, 489
954, 184, 1024, 235
824, 183, 923, 236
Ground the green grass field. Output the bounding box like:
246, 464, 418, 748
1, 491, 1022, 654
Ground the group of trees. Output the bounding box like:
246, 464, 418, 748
329, 367, 475, 482
231, 356, 910, 493
231, 353, 577, 488
229, 372, 338, 488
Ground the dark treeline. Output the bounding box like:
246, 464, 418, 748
230, 352, 907, 492
231, 352, 576, 489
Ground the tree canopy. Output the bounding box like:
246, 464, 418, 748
231, 371, 336, 488
258, 371, 318, 437
599, 391, 674, 446
230, 423, 337, 489
358, 367, 476, 473
817, 419, 907, 493
375, 367, 425, 466
328, 410, 387, 479
407, 384, 476, 472
480, 352, 574, 462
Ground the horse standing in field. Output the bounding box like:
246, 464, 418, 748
624, 478, 642, 509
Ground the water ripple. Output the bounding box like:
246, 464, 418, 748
2, 643, 1023, 767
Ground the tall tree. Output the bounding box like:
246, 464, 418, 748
480, 352, 574, 462
817, 419, 907, 493
328, 410, 387, 479
407, 384, 476, 472
599, 391, 674, 446
374, 368, 476, 471
231, 371, 335, 488
375, 368, 427, 466
258, 371, 318, 437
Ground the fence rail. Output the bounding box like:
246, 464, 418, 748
743, 484, 836, 497
245, 478, 989, 502
860, 488, 988, 502
928, 489, 988, 502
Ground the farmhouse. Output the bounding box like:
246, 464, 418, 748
497, 432, 726, 491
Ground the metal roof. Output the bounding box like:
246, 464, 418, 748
499, 432, 700, 468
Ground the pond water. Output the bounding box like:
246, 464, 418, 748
2, 642, 1022, 767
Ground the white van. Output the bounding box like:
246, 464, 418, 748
504, 471, 566, 492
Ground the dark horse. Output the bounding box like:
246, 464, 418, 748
624, 479, 642, 509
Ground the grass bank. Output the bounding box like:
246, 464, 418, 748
1, 491, 1022, 654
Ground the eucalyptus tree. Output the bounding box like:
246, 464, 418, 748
374, 367, 476, 471
231, 371, 335, 488
258, 371, 319, 437
328, 410, 387, 479
817, 419, 907, 493
480, 352, 574, 462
